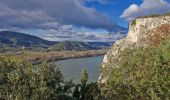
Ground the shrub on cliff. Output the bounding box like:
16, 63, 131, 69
105, 37, 170, 99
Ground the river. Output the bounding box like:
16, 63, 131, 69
54, 56, 104, 83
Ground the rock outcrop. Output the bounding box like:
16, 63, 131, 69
98, 15, 170, 85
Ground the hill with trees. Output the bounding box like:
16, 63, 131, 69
0, 31, 112, 52
48, 41, 95, 51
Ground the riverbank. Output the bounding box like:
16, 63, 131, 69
0, 50, 106, 64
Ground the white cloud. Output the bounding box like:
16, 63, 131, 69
0, 0, 126, 42
18, 26, 126, 42
0, 0, 121, 31
121, 0, 170, 21
120, 4, 139, 21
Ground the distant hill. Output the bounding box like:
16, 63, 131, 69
0, 31, 113, 52
0, 31, 57, 47
86, 42, 113, 49
49, 41, 95, 51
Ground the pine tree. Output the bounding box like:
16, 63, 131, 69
80, 68, 88, 85
80, 68, 89, 100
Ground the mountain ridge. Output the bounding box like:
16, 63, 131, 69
0, 31, 113, 52
0, 31, 57, 47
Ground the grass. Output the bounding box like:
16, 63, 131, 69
130, 12, 170, 26
138, 12, 170, 18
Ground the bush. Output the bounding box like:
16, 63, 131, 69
131, 19, 136, 26
105, 38, 170, 99
0, 56, 74, 100
0, 56, 102, 100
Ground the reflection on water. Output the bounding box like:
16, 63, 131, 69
54, 56, 103, 83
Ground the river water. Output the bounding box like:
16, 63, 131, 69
54, 56, 104, 83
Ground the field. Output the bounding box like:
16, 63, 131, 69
0, 50, 106, 64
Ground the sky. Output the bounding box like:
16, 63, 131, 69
0, 0, 170, 42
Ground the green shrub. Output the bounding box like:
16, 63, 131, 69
137, 12, 170, 19
0, 56, 74, 100
131, 19, 136, 26
105, 38, 170, 99
0, 56, 102, 100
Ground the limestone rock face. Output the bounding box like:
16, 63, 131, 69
127, 16, 170, 43
98, 15, 170, 85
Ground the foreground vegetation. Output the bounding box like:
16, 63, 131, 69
102, 36, 170, 99
0, 56, 101, 100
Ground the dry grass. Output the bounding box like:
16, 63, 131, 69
140, 24, 170, 46
138, 13, 170, 19
0, 50, 106, 64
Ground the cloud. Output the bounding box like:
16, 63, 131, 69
121, 0, 170, 21
0, 0, 126, 42
87, 0, 110, 4
18, 26, 126, 42
0, 0, 121, 31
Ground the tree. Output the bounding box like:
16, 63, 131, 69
11, 37, 17, 46
73, 85, 80, 99
86, 82, 101, 100
0, 56, 74, 100
80, 68, 88, 85
79, 68, 88, 100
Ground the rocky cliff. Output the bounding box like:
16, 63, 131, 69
98, 15, 170, 84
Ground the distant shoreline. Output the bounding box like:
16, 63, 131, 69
0, 50, 106, 64
50, 54, 104, 62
